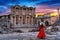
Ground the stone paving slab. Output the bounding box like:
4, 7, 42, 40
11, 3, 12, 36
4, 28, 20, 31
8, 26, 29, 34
0, 32, 59, 40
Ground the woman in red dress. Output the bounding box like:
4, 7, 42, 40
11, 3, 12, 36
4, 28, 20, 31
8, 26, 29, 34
37, 22, 46, 39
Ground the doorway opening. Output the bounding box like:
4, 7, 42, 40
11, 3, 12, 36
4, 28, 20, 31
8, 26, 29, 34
45, 21, 49, 26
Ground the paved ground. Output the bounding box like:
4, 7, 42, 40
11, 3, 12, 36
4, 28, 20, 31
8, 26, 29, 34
0, 32, 60, 40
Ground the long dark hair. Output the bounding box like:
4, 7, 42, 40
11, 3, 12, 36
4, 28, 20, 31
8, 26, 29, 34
40, 24, 44, 28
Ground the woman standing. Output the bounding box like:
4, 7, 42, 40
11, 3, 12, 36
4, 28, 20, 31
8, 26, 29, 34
37, 22, 46, 39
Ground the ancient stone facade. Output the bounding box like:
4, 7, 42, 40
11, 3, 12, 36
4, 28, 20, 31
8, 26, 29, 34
10, 5, 36, 27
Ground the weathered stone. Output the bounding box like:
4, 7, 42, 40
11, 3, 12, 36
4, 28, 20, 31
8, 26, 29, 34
0, 17, 13, 34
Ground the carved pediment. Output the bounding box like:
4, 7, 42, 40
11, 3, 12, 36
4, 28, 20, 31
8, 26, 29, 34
15, 5, 20, 7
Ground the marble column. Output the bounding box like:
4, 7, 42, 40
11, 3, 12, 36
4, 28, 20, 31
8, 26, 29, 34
21, 7, 23, 24
10, 16, 13, 24
25, 16, 27, 24
18, 16, 19, 24
14, 16, 16, 25
20, 16, 22, 24
24, 15, 26, 24
28, 16, 30, 24
27, 16, 29, 24
31, 16, 33, 25
19, 16, 20, 24
30, 16, 31, 24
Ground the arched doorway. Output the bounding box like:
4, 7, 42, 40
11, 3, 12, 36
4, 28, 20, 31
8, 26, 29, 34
45, 21, 49, 26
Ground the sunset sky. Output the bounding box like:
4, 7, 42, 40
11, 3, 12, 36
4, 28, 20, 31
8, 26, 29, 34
0, 0, 60, 14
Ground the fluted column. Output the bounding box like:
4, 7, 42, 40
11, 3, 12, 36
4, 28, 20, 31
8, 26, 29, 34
14, 16, 16, 25
28, 16, 30, 24
22, 16, 23, 24
26, 16, 27, 24
10, 16, 13, 24
18, 15, 19, 24
30, 16, 31, 24
25, 16, 27, 24
26, 16, 29, 24
19, 16, 20, 24
31, 16, 33, 25
25, 15, 26, 24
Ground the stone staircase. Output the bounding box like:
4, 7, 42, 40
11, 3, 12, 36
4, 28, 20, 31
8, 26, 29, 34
12, 24, 38, 32
14, 24, 37, 28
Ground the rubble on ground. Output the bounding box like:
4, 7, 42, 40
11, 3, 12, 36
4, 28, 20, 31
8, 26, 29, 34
0, 17, 13, 34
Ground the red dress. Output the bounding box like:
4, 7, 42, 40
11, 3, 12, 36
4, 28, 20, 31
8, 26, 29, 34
37, 24, 46, 39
